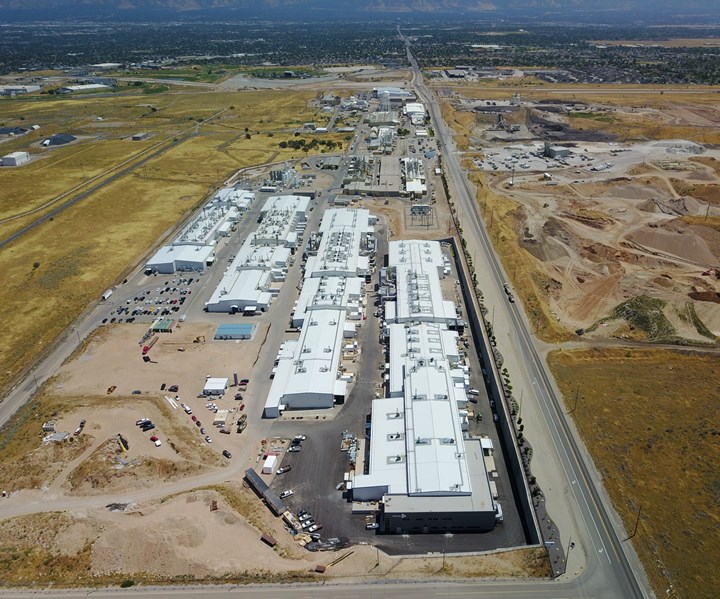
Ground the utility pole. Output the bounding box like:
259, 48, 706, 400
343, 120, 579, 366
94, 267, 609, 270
568, 384, 579, 414
624, 505, 642, 541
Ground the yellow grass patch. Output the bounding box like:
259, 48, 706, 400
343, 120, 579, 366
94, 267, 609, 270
547, 347, 720, 599
0, 88, 328, 396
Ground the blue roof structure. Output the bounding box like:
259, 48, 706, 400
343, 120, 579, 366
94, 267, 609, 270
214, 323, 256, 339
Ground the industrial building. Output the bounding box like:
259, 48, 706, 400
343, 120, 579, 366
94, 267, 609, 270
404, 102, 426, 126
292, 276, 364, 329
543, 142, 571, 159
383, 240, 460, 327
344, 155, 403, 196
366, 127, 395, 154
263, 208, 374, 418
0, 85, 40, 96
204, 241, 290, 313
373, 87, 416, 106
400, 157, 427, 197
352, 239, 498, 534
2, 151, 30, 167
204, 195, 307, 313
145, 187, 255, 274
145, 245, 216, 274
367, 111, 400, 127
60, 83, 111, 93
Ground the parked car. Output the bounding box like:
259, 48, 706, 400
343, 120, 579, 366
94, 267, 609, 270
141, 423, 155, 432
239, 404, 245, 411
468, 397, 478, 404
467, 389, 480, 396
279, 490, 293, 499
132, 389, 142, 395
204, 435, 212, 443
222, 450, 232, 459
150, 435, 159, 442
168, 385, 179, 393
195, 420, 202, 427
301, 520, 316, 529
299, 513, 312, 522
191, 415, 197, 422
200, 428, 206, 434
366, 523, 379, 530
308, 524, 322, 533
136, 418, 150, 426
289, 446, 301, 452
277, 466, 292, 474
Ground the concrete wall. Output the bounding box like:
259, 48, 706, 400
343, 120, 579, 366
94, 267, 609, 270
445, 237, 541, 546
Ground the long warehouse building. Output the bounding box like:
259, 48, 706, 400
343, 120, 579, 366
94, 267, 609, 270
353, 239, 498, 534
263, 208, 374, 418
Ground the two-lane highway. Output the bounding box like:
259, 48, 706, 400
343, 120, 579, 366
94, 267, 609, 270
400, 27, 653, 599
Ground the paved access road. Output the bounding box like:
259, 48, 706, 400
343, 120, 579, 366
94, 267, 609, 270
399, 28, 653, 599
0, 580, 590, 599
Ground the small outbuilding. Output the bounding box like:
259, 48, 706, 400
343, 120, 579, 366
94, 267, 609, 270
203, 377, 229, 396
261, 454, 278, 474
2, 151, 30, 167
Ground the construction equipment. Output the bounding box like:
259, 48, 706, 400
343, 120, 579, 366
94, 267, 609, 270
193, 335, 206, 344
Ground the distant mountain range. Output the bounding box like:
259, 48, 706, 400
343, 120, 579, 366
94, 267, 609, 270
1, 0, 718, 19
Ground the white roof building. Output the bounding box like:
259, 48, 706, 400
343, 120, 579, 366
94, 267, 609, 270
400, 157, 427, 196
205, 236, 291, 313
2, 151, 30, 167
256, 195, 309, 247
264, 207, 374, 418
145, 244, 215, 274
353, 297, 495, 532
386, 240, 457, 325
404, 102, 425, 116
293, 276, 364, 328
305, 208, 373, 278
61, 84, 110, 92
263, 309, 349, 418
213, 187, 255, 210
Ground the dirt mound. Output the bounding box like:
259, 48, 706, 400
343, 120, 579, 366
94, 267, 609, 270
669, 179, 720, 205
639, 196, 707, 216
520, 217, 575, 262
626, 225, 716, 266
602, 180, 673, 201
528, 111, 616, 142
689, 290, 720, 304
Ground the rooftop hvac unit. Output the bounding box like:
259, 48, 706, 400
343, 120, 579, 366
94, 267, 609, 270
441, 438, 455, 445
323, 347, 332, 353
302, 347, 311, 353
297, 367, 307, 373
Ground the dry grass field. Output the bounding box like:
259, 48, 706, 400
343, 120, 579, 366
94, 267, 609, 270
0, 88, 333, 396
547, 348, 720, 599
